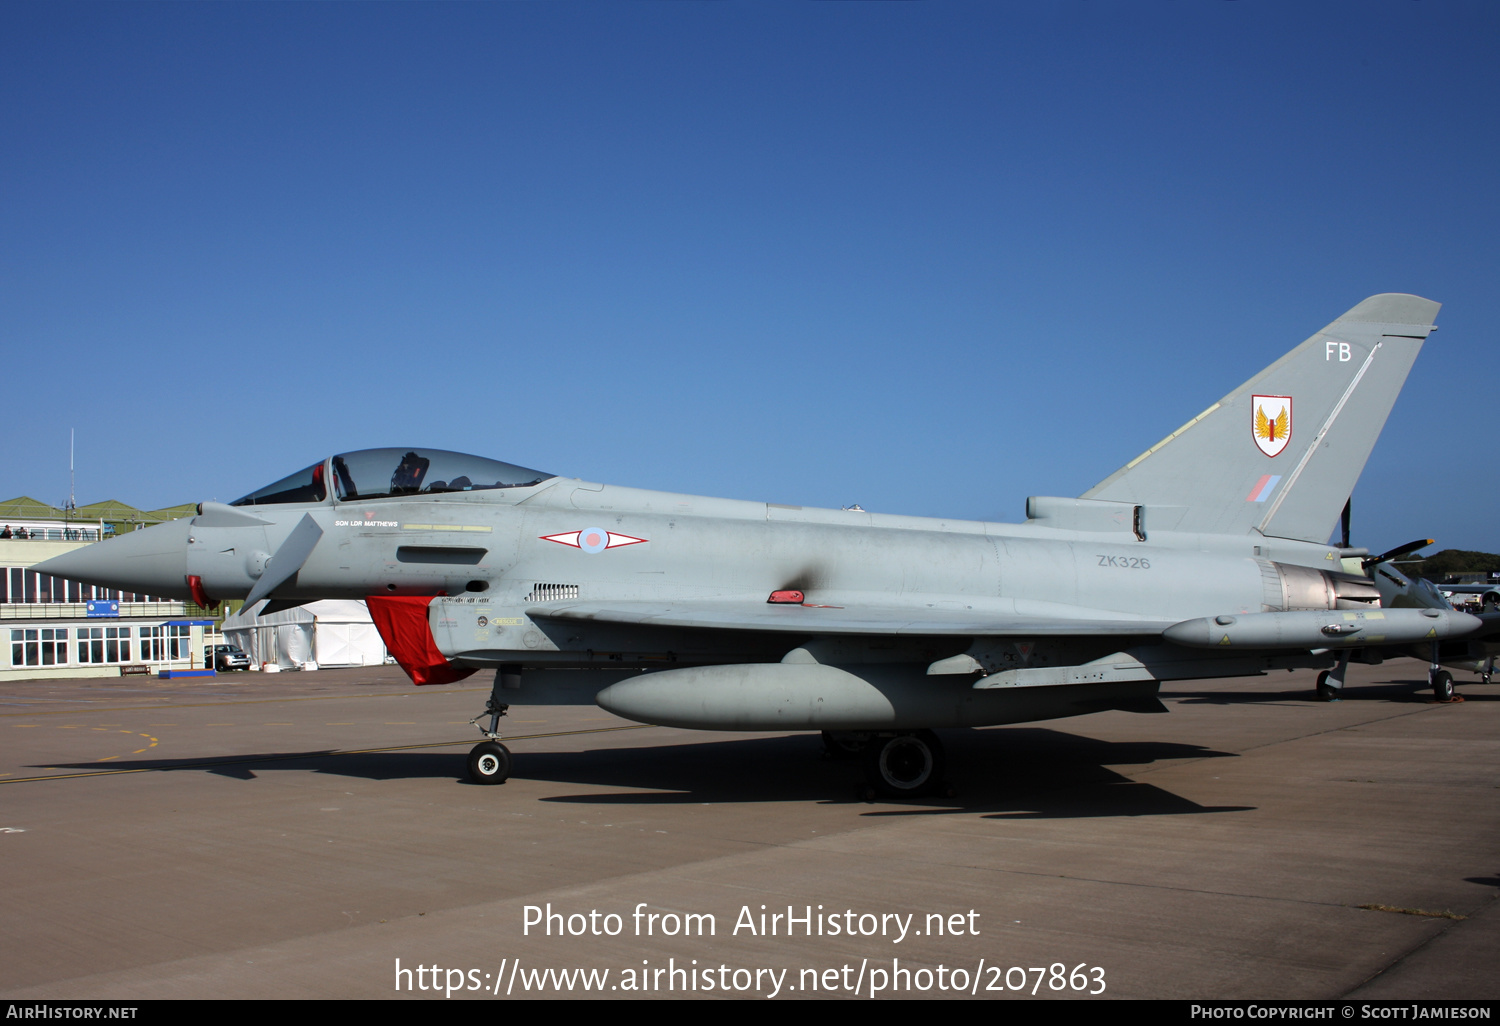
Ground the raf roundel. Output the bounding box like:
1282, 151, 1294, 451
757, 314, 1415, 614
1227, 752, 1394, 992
539, 529, 650, 552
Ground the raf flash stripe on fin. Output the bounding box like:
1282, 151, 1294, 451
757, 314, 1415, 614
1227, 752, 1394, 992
1246, 475, 1281, 502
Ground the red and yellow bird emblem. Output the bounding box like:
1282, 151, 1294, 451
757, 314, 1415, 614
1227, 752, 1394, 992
1255, 405, 1288, 443
1250, 395, 1292, 457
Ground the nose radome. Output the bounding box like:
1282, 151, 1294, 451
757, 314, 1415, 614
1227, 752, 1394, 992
30, 517, 194, 600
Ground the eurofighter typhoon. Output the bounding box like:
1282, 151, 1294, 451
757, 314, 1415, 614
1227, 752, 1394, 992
37, 294, 1488, 796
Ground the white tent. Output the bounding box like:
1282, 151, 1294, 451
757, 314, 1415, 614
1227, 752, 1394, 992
223, 600, 387, 670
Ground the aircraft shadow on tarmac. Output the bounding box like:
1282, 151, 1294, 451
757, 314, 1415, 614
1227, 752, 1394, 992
37, 749, 464, 782
1171, 676, 1497, 706
36, 727, 1251, 818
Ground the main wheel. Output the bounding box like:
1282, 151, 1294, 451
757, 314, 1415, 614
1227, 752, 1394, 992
1431, 670, 1454, 702
863, 730, 945, 798
468, 741, 512, 784
1315, 670, 1339, 702
821, 730, 872, 760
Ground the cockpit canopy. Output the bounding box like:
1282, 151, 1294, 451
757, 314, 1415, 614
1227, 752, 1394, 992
230, 448, 553, 506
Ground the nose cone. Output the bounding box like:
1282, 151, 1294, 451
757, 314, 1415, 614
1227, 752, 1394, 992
31, 517, 193, 599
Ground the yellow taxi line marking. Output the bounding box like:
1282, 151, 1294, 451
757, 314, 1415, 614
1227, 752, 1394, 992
88, 732, 160, 763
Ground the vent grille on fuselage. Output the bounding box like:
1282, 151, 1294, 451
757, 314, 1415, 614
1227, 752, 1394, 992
526, 583, 580, 602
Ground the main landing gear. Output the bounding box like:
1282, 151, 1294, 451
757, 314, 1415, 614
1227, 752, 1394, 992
466, 667, 515, 785
1315, 654, 1350, 702
826, 729, 951, 800
1430, 669, 1455, 703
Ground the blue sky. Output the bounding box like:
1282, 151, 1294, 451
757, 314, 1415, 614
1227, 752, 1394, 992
3, 2, 1496, 552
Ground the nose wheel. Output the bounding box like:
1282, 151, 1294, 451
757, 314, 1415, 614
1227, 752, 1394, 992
468, 741, 512, 784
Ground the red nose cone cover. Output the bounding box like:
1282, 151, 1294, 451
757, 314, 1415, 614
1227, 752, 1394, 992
365, 594, 476, 686
186, 574, 217, 611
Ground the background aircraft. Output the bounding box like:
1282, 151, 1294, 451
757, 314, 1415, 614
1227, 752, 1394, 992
1362, 544, 1499, 688
1435, 581, 1500, 613
36, 293, 1488, 797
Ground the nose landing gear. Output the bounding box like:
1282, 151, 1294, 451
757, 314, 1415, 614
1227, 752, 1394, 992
466, 667, 515, 784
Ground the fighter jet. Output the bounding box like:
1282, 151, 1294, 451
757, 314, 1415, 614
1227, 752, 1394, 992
35, 293, 1487, 796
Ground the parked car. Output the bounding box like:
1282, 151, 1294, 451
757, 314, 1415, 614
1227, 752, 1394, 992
204, 644, 251, 671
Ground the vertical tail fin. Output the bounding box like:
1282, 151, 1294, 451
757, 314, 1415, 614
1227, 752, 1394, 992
1083, 294, 1440, 542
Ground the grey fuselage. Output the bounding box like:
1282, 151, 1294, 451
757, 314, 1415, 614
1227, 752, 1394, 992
170, 475, 1349, 671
